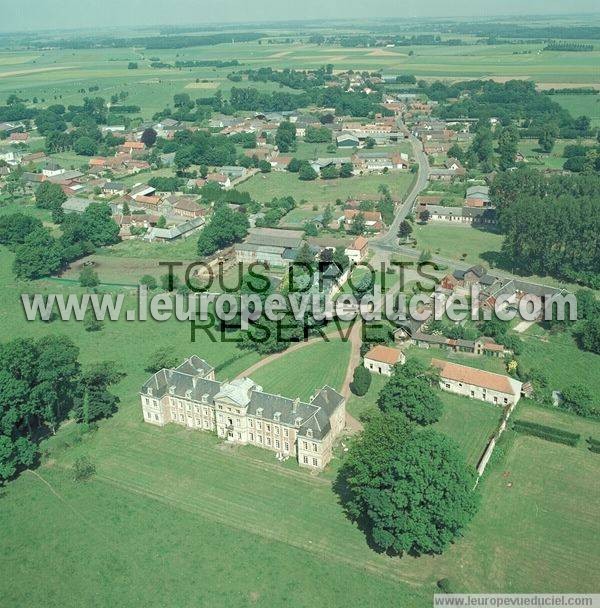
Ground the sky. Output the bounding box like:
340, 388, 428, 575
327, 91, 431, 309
1, 0, 599, 33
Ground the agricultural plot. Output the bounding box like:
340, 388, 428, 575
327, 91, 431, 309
240, 171, 414, 206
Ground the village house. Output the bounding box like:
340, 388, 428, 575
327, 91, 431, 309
235, 227, 304, 266
206, 172, 231, 189
336, 133, 360, 148
343, 209, 383, 232
120, 141, 145, 155
103, 181, 126, 197
364, 345, 405, 376
352, 151, 409, 172
464, 185, 491, 208
42, 162, 64, 178
444, 158, 466, 175
171, 197, 206, 219
9, 131, 29, 143
432, 359, 523, 406
344, 235, 369, 264
144, 216, 205, 242
420, 204, 497, 225
141, 356, 346, 470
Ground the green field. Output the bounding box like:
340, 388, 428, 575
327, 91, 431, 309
248, 339, 351, 401
241, 171, 414, 206
2, 41, 600, 124
552, 93, 600, 127
412, 222, 504, 267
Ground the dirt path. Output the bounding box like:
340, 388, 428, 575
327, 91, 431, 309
339, 321, 364, 432
235, 324, 364, 433
234, 335, 327, 379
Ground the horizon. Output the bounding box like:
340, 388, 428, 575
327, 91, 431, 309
2, 0, 600, 34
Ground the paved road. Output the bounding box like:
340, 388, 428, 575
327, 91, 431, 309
371, 132, 430, 250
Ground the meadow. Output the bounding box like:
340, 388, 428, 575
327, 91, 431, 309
412, 222, 504, 267
240, 170, 415, 206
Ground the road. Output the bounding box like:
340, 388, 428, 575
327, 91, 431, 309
371, 132, 430, 250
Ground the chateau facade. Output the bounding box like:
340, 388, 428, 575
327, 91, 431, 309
141, 356, 346, 470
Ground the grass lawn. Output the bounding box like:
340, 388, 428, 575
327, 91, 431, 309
432, 392, 501, 467
240, 171, 414, 206
519, 324, 600, 396
552, 94, 600, 127
466, 430, 600, 592
404, 346, 507, 375
249, 339, 351, 402
413, 223, 504, 268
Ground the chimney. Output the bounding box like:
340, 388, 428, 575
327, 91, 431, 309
292, 398, 299, 414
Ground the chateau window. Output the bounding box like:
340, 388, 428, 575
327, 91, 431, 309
258, 435, 263, 443
274, 426, 280, 435
154, 414, 159, 421
249, 419, 254, 428
249, 433, 254, 441
203, 407, 209, 416
257, 421, 262, 430
445, 383, 450, 389
284, 442, 289, 451
313, 443, 317, 452
284, 428, 289, 437
266, 437, 272, 446
145, 411, 150, 418
302, 441, 308, 450
312, 458, 318, 467
303, 456, 308, 464
275, 440, 280, 449
266, 424, 271, 432
204, 420, 210, 428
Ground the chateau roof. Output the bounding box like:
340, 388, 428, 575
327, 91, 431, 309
141, 358, 344, 440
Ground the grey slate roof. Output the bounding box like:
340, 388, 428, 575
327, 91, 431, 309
141, 358, 344, 440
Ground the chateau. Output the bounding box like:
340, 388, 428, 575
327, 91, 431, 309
141, 356, 346, 470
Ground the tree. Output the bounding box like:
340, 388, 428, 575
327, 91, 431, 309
287, 157, 301, 173
419, 209, 430, 223
298, 163, 318, 181
350, 365, 371, 396
377, 358, 443, 425
275, 120, 296, 153
337, 411, 478, 555
322, 204, 333, 227
127, 62, 138, 70
156, 215, 167, 229
349, 213, 366, 235
73, 456, 96, 481
294, 242, 315, 267
79, 266, 99, 288
73, 362, 124, 422
497, 124, 519, 171
197, 205, 249, 257
73, 135, 98, 156
560, 384, 597, 418
339, 162, 353, 178
145, 348, 178, 373
141, 127, 157, 148
121, 200, 131, 216
0, 213, 43, 248
332, 247, 350, 271
258, 159, 271, 173
538, 124, 558, 153
83, 309, 103, 332
35, 181, 66, 214
320, 165, 339, 179
13, 228, 63, 279
397, 220, 413, 241
365, 137, 375, 149
139, 274, 158, 290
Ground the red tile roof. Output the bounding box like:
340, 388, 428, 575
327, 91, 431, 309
432, 359, 518, 395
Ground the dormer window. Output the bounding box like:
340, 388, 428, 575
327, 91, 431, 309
169, 386, 176, 395
201, 394, 208, 403
295, 417, 302, 427
274, 412, 281, 422
185, 390, 192, 399
146, 387, 153, 396
307, 429, 313, 439
256, 408, 263, 418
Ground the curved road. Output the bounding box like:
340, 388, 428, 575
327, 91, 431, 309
371, 131, 430, 250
